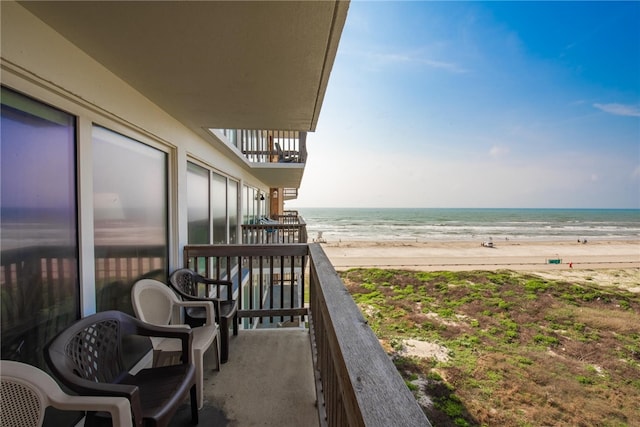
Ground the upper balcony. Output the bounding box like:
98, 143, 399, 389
222, 129, 307, 165
242, 212, 308, 245
214, 129, 308, 189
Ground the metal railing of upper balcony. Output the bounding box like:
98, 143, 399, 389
221, 129, 307, 164
283, 188, 298, 200
241, 214, 308, 244
182, 243, 432, 427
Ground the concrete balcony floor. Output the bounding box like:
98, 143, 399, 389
169, 328, 319, 427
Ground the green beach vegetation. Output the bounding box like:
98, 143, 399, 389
341, 268, 640, 427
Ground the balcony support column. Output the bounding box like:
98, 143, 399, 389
270, 187, 282, 216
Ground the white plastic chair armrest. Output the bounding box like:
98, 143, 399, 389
52, 394, 133, 427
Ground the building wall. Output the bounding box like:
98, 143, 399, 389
1, 1, 271, 315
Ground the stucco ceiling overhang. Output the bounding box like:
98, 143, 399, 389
19, 1, 349, 136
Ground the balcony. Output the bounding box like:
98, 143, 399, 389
215, 129, 308, 189
181, 243, 432, 426
283, 188, 299, 201
241, 213, 308, 244
221, 129, 307, 164
1, 241, 431, 426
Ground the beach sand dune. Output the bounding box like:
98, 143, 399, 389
322, 239, 639, 288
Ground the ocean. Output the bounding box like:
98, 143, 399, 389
296, 208, 640, 242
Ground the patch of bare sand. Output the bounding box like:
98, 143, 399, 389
530, 268, 640, 293
400, 339, 450, 362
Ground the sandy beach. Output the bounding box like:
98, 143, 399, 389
321, 239, 640, 289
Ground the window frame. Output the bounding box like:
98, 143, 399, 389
1, 79, 177, 317
186, 158, 241, 245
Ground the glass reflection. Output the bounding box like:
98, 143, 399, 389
0, 87, 79, 368
187, 162, 210, 244
228, 180, 239, 244
211, 172, 227, 244
93, 126, 168, 314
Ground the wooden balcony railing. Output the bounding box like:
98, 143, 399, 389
241, 215, 307, 244
183, 243, 432, 426
3, 242, 431, 425
184, 244, 308, 329
283, 188, 299, 200
221, 129, 307, 164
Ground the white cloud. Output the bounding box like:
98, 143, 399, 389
489, 145, 510, 158
365, 50, 468, 73
370, 52, 411, 63
593, 103, 640, 117
420, 58, 468, 73
632, 165, 640, 179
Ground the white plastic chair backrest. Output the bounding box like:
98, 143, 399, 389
1, 361, 48, 427
0, 360, 132, 427
131, 279, 180, 326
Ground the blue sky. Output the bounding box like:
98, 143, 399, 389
290, 1, 640, 209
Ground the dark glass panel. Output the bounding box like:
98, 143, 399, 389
0, 87, 79, 370
242, 185, 250, 225
228, 180, 239, 244
187, 162, 210, 244
92, 126, 168, 314
211, 172, 227, 244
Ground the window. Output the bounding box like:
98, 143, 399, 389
187, 162, 210, 244
0, 87, 79, 368
242, 186, 249, 225
243, 185, 259, 224
211, 172, 227, 244
187, 162, 240, 246
228, 180, 239, 244
92, 126, 168, 314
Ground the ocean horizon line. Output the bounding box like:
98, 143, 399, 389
290, 207, 640, 211
293, 207, 640, 242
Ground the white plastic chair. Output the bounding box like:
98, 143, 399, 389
131, 278, 220, 409
0, 360, 133, 427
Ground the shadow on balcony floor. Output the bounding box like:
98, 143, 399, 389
169, 328, 318, 427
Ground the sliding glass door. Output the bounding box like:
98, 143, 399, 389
0, 87, 79, 368
92, 126, 168, 314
